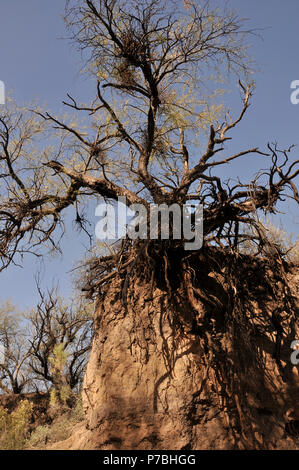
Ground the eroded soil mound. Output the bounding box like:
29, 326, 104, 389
47, 249, 299, 450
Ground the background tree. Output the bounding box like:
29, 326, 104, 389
0, 292, 93, 395
0, 301, 32, 394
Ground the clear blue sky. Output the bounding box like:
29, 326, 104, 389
0, 0, 298, 308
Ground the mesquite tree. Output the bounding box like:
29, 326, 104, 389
27, 287, 93, 393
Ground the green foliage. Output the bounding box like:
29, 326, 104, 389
49, 389, 59, 408
50, 385, 72, 409
0, 301, 32, 394
0, 400, 33, 450
59, 384, 72, 404
27, 423, 50, 448
27, 395, 84, 449
29, 419, 72, 448
49, 344, 72, 408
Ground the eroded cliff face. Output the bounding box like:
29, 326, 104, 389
49, 260, 299, 450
